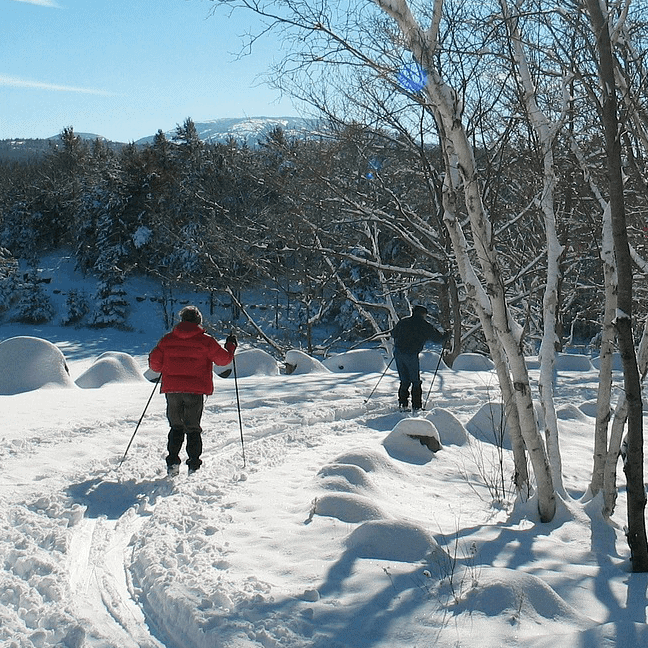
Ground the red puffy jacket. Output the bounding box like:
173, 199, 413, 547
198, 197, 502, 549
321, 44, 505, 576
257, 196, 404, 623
148, 322, 234, 395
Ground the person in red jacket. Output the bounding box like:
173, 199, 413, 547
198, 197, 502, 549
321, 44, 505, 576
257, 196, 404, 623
149, 305, 237, 476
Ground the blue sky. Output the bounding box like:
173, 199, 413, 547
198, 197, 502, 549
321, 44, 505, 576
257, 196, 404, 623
1, 0, 300, 142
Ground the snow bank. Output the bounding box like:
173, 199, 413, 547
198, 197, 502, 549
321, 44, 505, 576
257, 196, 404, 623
0, 336, 75, 395
284, 349, 330, 374
453, 352, 495, 371
75, 351, 148, 388
322, 349, 386, 373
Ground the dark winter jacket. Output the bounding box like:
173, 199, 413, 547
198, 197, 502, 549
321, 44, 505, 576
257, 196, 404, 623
392, 313, 446, 355
148, 322, 235, 395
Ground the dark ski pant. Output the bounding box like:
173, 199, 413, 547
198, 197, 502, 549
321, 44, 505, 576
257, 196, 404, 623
165, 392, 204, 471
394, 349, 423, 409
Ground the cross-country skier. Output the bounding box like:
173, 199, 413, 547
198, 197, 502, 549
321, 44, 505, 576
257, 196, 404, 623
391, 305, 448, 411
148, 305, 237, 476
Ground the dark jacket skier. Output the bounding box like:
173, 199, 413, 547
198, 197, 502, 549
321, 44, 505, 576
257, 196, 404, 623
391, 305, 447, 411
149, 305, 237, 476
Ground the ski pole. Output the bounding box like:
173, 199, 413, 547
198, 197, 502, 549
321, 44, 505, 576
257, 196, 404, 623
232, 349, 246, 468
118, 374, 161, 469
423, 340, 447, 410
364, 356, 394, 404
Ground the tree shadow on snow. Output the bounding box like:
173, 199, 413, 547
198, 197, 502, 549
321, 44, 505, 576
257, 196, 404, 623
67, 477, 170, 519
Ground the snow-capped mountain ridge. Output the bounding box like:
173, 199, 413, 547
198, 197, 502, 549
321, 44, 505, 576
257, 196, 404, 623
135, 115, 318, 146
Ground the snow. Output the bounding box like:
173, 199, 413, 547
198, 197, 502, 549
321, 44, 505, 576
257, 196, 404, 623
1, 320, 648, 648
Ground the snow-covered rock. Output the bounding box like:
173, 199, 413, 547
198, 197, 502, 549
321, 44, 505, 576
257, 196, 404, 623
322, 349, 387, 373
75, 351, 148, 388
284, 349, 330, 374
466, 401, 512, 449
0, 336, 75, 394
383, 417, 442, 462
426, 408, 469, 445
453, 353, 495, 371
590, 352, 623, 371
217, 348, 280, 377
555, 353, 593, 372
420, 350, 448, 372
345, 519, 441, 562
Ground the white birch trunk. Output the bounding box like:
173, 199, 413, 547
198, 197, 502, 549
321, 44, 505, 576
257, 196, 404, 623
594, 205, 617, 499
568, 136, 619, 504
504, 0, 565, 494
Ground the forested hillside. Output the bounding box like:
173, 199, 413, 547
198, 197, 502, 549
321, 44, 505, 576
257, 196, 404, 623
0, 112, 646, 355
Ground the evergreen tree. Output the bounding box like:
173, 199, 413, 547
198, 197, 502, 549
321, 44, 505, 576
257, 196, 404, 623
12, 270, 54, 324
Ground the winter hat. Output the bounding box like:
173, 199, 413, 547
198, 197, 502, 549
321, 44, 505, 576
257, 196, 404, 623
179, 305, 202, 324
412, 305, 428, 316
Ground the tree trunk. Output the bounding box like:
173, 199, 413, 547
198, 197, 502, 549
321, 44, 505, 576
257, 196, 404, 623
503, 0, 564, 494
585, 0, 648, 571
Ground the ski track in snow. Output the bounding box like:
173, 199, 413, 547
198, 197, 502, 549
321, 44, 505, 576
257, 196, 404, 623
2, 370, 408, 648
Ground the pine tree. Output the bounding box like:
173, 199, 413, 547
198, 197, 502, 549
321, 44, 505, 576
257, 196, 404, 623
12, 270, 54, 324
90, 274, 130, 329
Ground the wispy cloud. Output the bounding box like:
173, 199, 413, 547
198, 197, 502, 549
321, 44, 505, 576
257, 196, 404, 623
0, 74, 114, 96
12, 0, 62, 7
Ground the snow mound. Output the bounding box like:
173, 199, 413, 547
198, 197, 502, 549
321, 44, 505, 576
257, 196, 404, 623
383, 418, 441, 463
345, 519, 440, 562
426, 408, 469, 445
579, 400, 600, 418
218, 348, 280, 377
557, 404, 590, 421
466, 402, 512, 449
284, 349, 330, 374
459, 567, 594, 627
523, 621, 647, 648
555, 353, 593, 372
331, 448, 402, 475
453, 353, 495, 371
317, 463, 375, 492
75, 351, 148, 388
315, 493, 386, 522
0, 336, 75, 394
420, 350, 448, 372
591, 352, 623, 371
322, 349, 386, 373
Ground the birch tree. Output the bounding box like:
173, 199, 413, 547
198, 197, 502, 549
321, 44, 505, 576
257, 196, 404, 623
583, 0, 648, 571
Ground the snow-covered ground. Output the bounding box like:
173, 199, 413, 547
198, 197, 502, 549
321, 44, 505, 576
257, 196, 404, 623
1, 323, 647, 648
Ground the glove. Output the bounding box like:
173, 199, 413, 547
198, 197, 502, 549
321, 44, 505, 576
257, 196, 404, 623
225, 334, 237, 352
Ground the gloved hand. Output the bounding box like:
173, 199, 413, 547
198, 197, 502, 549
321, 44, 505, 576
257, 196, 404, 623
225, 334, 237, 352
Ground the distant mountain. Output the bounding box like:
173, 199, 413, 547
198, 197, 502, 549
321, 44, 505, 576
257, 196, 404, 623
135, 116, 319, 146
0, 117, 320, 163
0, 134, 122, 163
